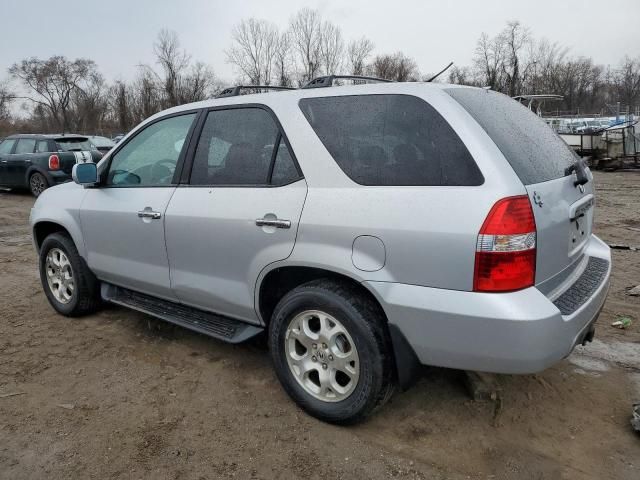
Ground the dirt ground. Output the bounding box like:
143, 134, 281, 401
1, 171, 639, 480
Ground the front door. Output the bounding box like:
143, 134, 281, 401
165, 107, 307, 323
80, 112, 198, 300
0, 138, 17, 185
7, 138, 36, 186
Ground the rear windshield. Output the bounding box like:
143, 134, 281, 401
56, 138, 93, 151
446, 88, 576, 185
299, 94, 483, 186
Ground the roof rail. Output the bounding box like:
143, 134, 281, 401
215, 85, 296, 98
302, 75, 393, 89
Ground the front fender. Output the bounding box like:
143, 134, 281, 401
30, 182, 88, 258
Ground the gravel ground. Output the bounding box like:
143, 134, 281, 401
1, 170, 639, 479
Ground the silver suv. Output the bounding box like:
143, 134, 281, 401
30, 81, 611, 424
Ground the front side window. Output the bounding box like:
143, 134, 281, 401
15, 139, 36, 154
190, 108, 287, 186
299, 94, 483, 186
107, 113, 196, 186
0, 139, 16, 154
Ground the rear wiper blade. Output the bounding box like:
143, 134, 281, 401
565, 158, 589, 186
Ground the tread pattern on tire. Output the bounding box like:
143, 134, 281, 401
40, 232, 101, 317
269, 278, 395, 424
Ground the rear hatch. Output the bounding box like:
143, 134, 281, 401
54, 136, 102, 173
447, 88, 595, 294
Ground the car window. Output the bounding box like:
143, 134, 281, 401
107, 113, 196, 186
15, 139, 36, 154
446, 88, 576, 185
0, 139, 16, 154
56, 138, 94, 151
270, 138, 300, 185
190, 108, 279, 186
299, 94, 483, 186
36, 140, 51, 153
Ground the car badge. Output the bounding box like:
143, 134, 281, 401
533, 191, 543, 207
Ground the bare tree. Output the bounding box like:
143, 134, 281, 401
347, 37, 374, 75
9, 56, 98, 131
500, 21, 530, 96
319, 21, 344, 75
369, 52, 418, 81
0, 81, 13, 121
226, 18, 279, 85
288, 8, 323, 84
274, 31, 294, 86
153, 29, 191, 107
473, 32, 505, 89
612, 56, 640, 107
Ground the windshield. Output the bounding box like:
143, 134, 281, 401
446, 88, 577, 185
56, 138, 94, 151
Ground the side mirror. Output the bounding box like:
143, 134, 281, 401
72, 162, 98, 186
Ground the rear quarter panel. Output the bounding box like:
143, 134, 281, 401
264, 85, 527, 291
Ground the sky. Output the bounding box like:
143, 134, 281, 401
1, 0, 639, 85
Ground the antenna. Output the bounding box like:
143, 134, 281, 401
426, 62, 454, 83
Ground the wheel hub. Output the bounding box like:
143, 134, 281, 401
45, 248, 74, 304
285, 310, 360, 402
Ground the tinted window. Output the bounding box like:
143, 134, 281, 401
107, 113, 196, 186
56, 138, 94, 151
0, 139, 16, 154
271, 138, 300, 185
36, 140, 51, 153
446, 88, 576, 185
190, 108, 279, 186
299, 94, 483, 186
15, 139, 36, 154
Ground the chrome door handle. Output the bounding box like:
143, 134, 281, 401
138, 210, 162, 220
255, 218, 291, 229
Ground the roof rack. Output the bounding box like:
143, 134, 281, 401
302, 75, 393, 89
215, 85, 296, 98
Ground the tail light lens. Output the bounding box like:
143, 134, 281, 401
474, 195, 536, 292
48, 154, 60, 170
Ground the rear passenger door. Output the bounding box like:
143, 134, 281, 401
164, 106, 306, 323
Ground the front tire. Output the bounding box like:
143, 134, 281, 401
269, 279, 395, 424
39, 233, 101, 316
29, 172, 48, 197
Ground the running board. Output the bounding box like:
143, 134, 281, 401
101, 284, 263, 344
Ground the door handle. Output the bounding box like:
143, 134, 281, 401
137, 210, 162, 220
255, 218, 291, 229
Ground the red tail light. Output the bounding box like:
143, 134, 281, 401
473, 195, 536, 292
48, 154, 60, 170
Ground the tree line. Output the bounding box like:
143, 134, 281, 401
1, 8, 639, 137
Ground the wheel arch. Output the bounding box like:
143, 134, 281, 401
32, 219, 86, 259
25, 165, 54, 188
256, 263, 421, 389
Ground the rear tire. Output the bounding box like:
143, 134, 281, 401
268, 279, 395, 424
29, 172, 48, 197
39, 233, 101, 316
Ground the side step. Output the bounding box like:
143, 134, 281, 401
101, 284, 263, 344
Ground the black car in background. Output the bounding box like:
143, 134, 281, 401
87, 135, 116, 154
0, 134, 102, 197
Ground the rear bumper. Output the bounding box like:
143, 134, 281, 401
47, 170, 72, 185
366, 235, 611, 374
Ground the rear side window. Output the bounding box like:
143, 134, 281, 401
15, 139, 36, 154
446, 88, 576, 185
36, 140, 51, 153
299, 94, 483, 186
